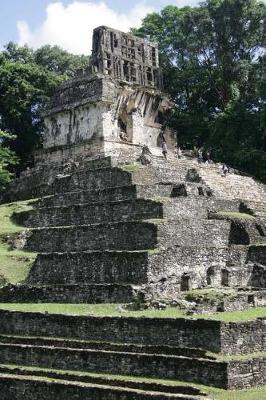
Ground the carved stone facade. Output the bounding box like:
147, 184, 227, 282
41, 26, 172, 163
91, 26, 162, 89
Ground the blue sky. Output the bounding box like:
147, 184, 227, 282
0, 0, 201, 54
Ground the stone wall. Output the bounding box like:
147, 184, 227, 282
0, 376, 206, 400
0, 311, 264, 355
220, 318, 266, 354
0, 376, 196, 400
28, 251, 149, 285
0, 283, 134, 303
15, 199, 163, 227
0, 311, 222, 352
228, 358, 266, 389
0, 343, 228, 387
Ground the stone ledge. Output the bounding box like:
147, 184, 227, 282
0, 374, 206, 400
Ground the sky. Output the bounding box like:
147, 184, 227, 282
0, 0, 201, 54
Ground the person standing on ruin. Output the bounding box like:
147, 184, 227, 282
221, 164, 229, 177
162, 139, 168, 160
197, 148, 203, 163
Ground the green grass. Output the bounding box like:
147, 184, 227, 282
143, 218, 166, 224
211, 351, 266, 362
147, 248, 161, 255
120, 164, 142, 173
150, 196, 171, 204
211, 387, 266, 400
185, 288, 238, 303
0, 303, 265, 322
199, 307, 266, 322
0, 200, 34, 234
214, 211, 255, 220
0, 200, 37, 284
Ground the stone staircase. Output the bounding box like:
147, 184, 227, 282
197, 163, 266, 202
1, 156, 266, 304
0, 309, 265, 397
0, 156, 266, 399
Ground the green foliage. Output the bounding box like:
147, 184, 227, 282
0, 130, 18, 191
133, 0, 266, 181
0, 200, 37, 284
0, 43, 89, 169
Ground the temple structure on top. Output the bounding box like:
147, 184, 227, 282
37, 26, 174, 165
91, 26, 163, 89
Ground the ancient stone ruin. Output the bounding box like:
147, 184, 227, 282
91, 26, 162, 88
0, 26, 265, 399
39, 26, 172, 167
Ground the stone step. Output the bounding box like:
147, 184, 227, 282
0, 373, 207, 400
20, 197, 243, 228
28, 250, 150, 285
77, 156, 113, 171
0, 341, 228, 388
27, 246, 248, 288
14, 199, 164, 227
0, 336, 213, 359
52, 167, 133, 194
0, 364, 209, 397
198, 166, 266, 203
36, 183, 176, 208
2, 158, 115, 203
0, 283, 135, 303
53, 161, 195, 196
0, 310, 264, 355
22, 219, 231, 253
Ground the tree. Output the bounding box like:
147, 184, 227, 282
34, 45, 88, 75
0, 43, 89, 169
0, 130, 18, 192
133, 0, 266, 181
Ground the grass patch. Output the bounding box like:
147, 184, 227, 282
120, 164, 142, 173
0, 303, 265, 322
185, 288, 238, 303
0, 200, 34, 234
0, 303, 186, 318
199, 307, 266, 322
143, 218, 166, 225
0, 200, 37, 284
214, 211, 255, 220
150, 197, 171, 204
211, 351, 266, 362
147, 248, 161, 255
210, 387, 266, 400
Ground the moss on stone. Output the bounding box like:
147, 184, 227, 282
143, 218, 166, 225
150, 197, 171, 204
213, 211, 255, 221
185, 288, 238, 303
147, 248, 161, 255
120, 164, 142, 173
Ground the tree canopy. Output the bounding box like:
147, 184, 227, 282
0, 130, 18, 191
0, 43, 89, 170
133, 0, 266, 181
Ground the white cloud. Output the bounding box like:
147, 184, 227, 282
17, 1, 154, 55
175, 0, 200, 6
